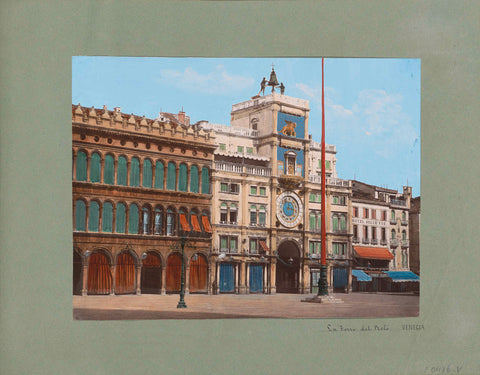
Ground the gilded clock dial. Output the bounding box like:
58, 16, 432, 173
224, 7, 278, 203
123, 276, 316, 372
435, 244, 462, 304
276, 192, 303, 228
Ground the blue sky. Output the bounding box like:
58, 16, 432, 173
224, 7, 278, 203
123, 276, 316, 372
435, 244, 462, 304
72, 57, 421, 196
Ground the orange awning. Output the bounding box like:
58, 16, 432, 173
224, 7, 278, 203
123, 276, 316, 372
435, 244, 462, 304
354, 246, 394, 260
179, 214, 191, 232
259, 241, 269, 254
191, 215, 202, 232
201, 215, 212, 233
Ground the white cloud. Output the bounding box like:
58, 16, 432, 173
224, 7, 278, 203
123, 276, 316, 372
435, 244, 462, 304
158, 65, 255, 94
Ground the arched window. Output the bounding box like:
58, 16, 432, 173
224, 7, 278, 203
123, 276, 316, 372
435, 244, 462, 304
167, 162, 176, 190
285, 151, 297, 175
178, 164, 188, 192
143, 159, 153, 188
115, 203, 126, 233
250, 205, 257, 225
154, 207, 163, 235
332, 214, 339, 231
76, 150, 87, 181
391, 210, 395, 221
201, 167, 210, 194
190, 165, 199, 193
402, 211, 406, 221
90, 152, 101, 183
102, 202, 113, 232
391, 229, 396, 240
258, 206, 266, 226
128, 203, 139, 234
142, 206, 150, 234
104, 154, 115, 185
88, 201, 100, 232
117, 156, 128, 186
340, 214, 346, 231
402, 230, 407, 240
130, 157, 140, 187
75, 199, 86, 231
166, 208, 175, 235
154, 161, 164, 189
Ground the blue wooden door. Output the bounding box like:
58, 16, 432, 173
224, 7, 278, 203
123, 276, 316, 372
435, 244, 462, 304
219, 263, 235, 293
249, 264, 263, 293
333, 268, 347, 289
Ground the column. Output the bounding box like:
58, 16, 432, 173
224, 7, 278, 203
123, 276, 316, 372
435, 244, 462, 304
152, 161, 156, 189
72, 150, 77, 180
198, 166, 202, 194
161, 265, 167, 295
239, 261, 246, 294
98, 202, 103, 233
86, 154, 91, 182
263, 264, 268, 294
139, 158, 144, 187
126, 160, 131, 186
135, 264, 142, 295
216, 262, 220, 295
163, 163, 168, 190
270, 260, 277, 294
81, 259, 88, 296
185, 265, 190, 295
245, 263, 250, 294
234, 263, 239, 294
100, 157, 105, 184
186, 165, 191, 192
175, 165, 179, 191
347, 265, 352, 293
110, 264, 116, 295
114, 158, 118, 185
299, 260, 304, 294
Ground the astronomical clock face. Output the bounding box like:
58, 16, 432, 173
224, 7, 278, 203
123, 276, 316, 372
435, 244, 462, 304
276, 191, 303, 228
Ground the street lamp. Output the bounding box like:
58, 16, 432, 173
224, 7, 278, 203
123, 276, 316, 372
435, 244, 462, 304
170, 235, 196, 309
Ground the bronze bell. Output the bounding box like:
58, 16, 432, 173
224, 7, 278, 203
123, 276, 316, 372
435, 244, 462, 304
268, 68, 279, 87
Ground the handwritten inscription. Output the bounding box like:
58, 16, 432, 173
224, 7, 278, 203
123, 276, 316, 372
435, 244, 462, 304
424, 365, 463, 374
327, 324, 390, 333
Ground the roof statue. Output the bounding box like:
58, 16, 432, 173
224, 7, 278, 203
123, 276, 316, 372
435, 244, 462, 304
258, 66, 285, 95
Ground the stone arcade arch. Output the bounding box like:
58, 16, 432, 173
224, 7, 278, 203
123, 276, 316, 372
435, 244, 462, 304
141, 251, 162, 294
189, 253, 208, 293
275, 240, 301, 293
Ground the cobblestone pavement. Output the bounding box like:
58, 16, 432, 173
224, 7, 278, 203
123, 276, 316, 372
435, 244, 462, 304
73, 292, 419, 320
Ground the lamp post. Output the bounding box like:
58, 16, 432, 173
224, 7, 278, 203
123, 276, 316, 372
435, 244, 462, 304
318, 57, 328, 296
177, 236, 187, 308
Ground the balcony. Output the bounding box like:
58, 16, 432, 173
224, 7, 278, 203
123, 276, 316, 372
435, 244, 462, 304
371, 239, 378, 245
352, 237, 360, 243
362, 238, 370, 244
245, 165, 271, 176
401, 240, 409, 248
380, 239, 388, 246
390, 239, 398, 247
215, 161, 271, 176
333, 230, 348, 235
401, 220, 408, 226
390, 219, 397, 225
391, 199, 407, 207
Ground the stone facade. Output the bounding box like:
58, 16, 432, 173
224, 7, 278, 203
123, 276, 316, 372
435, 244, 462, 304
72, 104, 216, 296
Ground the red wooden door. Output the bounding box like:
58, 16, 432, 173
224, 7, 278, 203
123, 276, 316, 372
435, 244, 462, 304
115, 252, 135, 294
166, 253, 182, 292
87, 252, 112, 295
189, 254, 208, 293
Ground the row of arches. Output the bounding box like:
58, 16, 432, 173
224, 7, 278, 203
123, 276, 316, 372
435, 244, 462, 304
73, 250, 209, 295
72, 149, 211, 194
73, 198, 212, 236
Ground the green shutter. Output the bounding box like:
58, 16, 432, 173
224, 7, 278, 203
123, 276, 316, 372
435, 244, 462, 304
130, 157, 140, 187
259, 207, 266, 225
88, 201, 100, 232
220, 237, 227, 250
259, 187, 266, 196
310, 213, 316, 230
190, 165, 199, 193
167, 162, 176, 190
220, 183, 228, 192
143, 159, 152, 188
90, 153, 101, 183
154, 161, 164, 189
117, 156, 127, 186
340, 215, 346, 230
230, 237, 237, 251
75, 200, 86, 231
104, 154, 114, 184
102, 202, 113, 232
201, 167, 210, 194
115, 203, 126, 233
333, 243, 338, 255
325, 160, 331, 170
128, 204, 139, 234
76, 151, 87, 181
178, 164, 187, 192
332, 215, 339, 231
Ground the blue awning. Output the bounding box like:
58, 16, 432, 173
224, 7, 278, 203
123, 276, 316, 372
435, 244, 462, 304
352, 269, 372, 282
383, 271, 420, 282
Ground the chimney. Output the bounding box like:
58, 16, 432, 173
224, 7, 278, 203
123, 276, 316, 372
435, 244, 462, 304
178, 110, 186, 124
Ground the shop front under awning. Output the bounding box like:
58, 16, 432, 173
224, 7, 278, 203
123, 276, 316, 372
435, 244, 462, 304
383, 271, 420, 282
352, 269, 372, 282
353, 246, 394, 260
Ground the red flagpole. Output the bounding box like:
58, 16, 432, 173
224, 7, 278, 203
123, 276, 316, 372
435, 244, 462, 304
321, 58, 326, 266
318, 57, 328, 296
